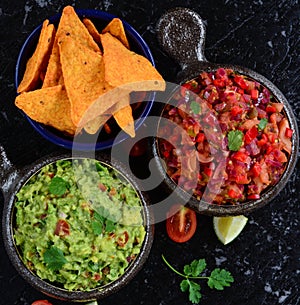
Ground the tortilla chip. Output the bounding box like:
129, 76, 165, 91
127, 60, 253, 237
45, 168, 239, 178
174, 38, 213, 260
84, 115, 111, 134
15, 85, 77, 135
56, 6, 100, 52
83, 18, 101, 45
113, 102, 135, 138
17, 20, 55, 93
42, 39, 63, 88
84, 94, 135, 137
59, 36, 107, 126
100, 33, 165, 91
102, 18, 130, 49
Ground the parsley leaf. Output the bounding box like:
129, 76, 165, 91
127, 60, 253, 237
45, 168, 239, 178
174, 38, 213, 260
44, 246, 67, 271
207, 268, 234, 290
49, 177, 68, 196
190, 101, 201, 114
257, 118, 268, 131
162, 255, 233, 304
227, 130, 243, 151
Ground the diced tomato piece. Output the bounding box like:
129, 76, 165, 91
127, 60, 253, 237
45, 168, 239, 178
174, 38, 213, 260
213, 78, 225, 87
266, 105, 277, 113
228, 189, 240, 199
285, 127, 293, 138
244, 126, 258, 144
268, 133, 277, 143
235, 174, 249, 184
204, 167, 213, 177
232, 151, 248, 162
231, 105, 243, 116
180, 83, 192, 97
195, 132, 205, 142
266, 144, 274, 154
251, 89, 259, 99
247, 194, 260, 200
234, 75, 249, 90
251, 162, 262, 177
257, 133, 268, 146
54, 219, 70, 237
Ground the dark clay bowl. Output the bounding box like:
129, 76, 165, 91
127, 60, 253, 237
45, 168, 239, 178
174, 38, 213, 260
1, 151, 154, 302
152, 7, 299, 216
15, 8, 155, 151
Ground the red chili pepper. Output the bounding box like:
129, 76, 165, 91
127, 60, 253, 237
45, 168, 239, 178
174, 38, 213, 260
266, 105, 277, 114
285, 127, 293, 138
228, 189, 239, 199
244, 126, 258, 144
231, 105, 243, 117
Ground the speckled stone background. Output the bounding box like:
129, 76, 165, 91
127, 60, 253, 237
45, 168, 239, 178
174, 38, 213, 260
0, 0, 299, 305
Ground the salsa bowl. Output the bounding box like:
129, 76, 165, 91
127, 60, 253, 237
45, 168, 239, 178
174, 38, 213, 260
15, 7, 157, 151
152, 8, 299, 216
2, 152, 154, 302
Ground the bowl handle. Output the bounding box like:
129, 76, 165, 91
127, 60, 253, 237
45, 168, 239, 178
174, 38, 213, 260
0, 145, 19, 203
156, 7, 207, 69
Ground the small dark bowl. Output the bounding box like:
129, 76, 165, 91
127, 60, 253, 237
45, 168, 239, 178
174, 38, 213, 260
2, 152, 154, 302
15, 8, 155, 151
152, 8, 299, 216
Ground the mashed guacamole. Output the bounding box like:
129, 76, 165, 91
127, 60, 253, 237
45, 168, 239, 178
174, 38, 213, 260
14, 158, 146, 291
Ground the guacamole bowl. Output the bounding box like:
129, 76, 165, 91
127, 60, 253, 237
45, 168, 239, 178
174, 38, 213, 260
15, 7, 156, 151
2, 152, 154, 302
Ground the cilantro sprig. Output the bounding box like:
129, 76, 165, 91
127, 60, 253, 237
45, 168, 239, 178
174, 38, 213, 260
227, 130, 243, 151
44, 245, 68, 271
49, 176, 68, 196
92, 207, 116, 234
162, 255, 234, 304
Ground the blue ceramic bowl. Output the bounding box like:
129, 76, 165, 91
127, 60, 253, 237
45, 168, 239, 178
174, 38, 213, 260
15, 9, 155, 151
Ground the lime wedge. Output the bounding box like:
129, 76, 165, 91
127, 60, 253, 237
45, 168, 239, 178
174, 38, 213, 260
85, 301, 98, 305
213, 215, 248, 245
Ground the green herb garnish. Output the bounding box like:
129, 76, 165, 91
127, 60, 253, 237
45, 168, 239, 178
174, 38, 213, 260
162, 255, 234, 304
44, 246, 67, 271
257, 118, 268, 131
227, 130, 243, 151
190, 101, 201, 115
92, 208, 116, 234
49, 176, 68, 196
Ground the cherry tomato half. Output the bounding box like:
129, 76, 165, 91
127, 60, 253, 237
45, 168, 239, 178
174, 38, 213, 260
166, 205, 197, 243
32, 300, 53, 305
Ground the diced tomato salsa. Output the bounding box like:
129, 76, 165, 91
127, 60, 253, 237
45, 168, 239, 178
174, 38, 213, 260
158, 68, 292, 205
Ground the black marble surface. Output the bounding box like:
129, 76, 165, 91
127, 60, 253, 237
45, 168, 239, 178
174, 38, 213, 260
0, 0, 299, 304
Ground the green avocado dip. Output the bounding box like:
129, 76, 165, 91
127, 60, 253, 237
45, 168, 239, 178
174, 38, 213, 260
14, 158, 146, 291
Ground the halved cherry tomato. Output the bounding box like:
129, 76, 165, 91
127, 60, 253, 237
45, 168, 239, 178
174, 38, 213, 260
166, 205, 197, 243
285, 127, 293, 138
32, 301, 53, 305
